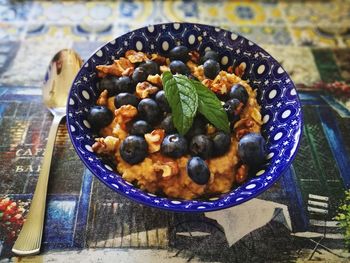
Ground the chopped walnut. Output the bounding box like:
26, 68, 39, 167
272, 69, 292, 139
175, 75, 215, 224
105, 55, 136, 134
144, 129, 165, 153
193, 65, 205, 81
107, 96, 116, 112
114, 105, 138, 130
234, 64, 245, 78
96, 57, 134, 77
154, 161, 179, 178
125, 50, 149, 63
147, 74, 162, 87
151, 53, 167, 65
160, 65, 170, 73
136, 81, 159, 99
206, 124, 216, 135
112, 123, 128, 140
189, 51, 200, 64
97, 89, 108, 106
235, 164, 248, 184
165, 58, 171, 66
202, 79, 213, 88
92, 136, 120, 154
121, 67, 134, 77
186, 60, 198, 73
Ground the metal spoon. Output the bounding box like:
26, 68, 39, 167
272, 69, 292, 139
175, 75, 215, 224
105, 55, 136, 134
12, 49, 82, 255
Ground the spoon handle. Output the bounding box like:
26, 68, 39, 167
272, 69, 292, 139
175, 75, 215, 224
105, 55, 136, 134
12, 114, 65, 255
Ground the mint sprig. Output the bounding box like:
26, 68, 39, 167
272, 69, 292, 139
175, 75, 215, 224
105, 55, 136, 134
162, 72, 198, 135
162, 72, 230, 135
191, 80, 230, 133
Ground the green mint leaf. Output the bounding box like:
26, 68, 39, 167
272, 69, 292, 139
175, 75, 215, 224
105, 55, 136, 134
190, 79, 230, 133
162, 72, 198, 135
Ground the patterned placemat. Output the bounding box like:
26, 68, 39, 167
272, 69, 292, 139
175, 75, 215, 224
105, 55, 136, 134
1, 1, 350, 262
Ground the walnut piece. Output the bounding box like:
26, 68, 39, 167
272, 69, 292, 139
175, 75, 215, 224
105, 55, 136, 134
154, 161, 179, 178
186, 60, 198, 73
136, 81, 159, 99
96, 57, 134, 77
114, 105, 138, 130
160, 65, 170, 73
125, 50, 149, 63
97, 89, 108, 106
193, 65, 205, 81
147, 74, 162, 87
189, 51, 200, 64
235, 164, 248, 184
144, 129, 165, 153
151, 53, 167, 65
92, 136, 120, 154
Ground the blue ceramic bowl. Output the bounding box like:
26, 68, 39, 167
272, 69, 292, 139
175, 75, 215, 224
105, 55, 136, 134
67, 23, 302, 212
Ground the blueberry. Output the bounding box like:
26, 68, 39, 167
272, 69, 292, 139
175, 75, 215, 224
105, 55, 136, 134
132, 67, 148, 83
161, 134, 188, 158
140, 60, 159, 75
238, 133, 266, 167
120, 135, 148, 164
160, 115, 176, 134
114, 93, 139, 108
98, 75, 119, 96
212, 132, 231, 156
189, 135, 213, 160
138, 98, 160, 124
229, 84, 248, 105
169, 60, 189, 75
203, 59, 220, 79
200, 50, 219, 64
115, 76, 134, 93
129, 120, 152, 136
155, 90, 171, 112
187, 157, 210, 185
87, 106, 113, 130
224, 98, 241, 122
169, 45, 189, 62
186, 116, 207, 138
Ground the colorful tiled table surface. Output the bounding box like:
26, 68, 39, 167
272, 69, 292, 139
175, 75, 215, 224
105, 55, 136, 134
1, 1, 350, 262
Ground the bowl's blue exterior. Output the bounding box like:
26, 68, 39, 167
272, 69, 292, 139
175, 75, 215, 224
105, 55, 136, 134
66, 22, 302, 212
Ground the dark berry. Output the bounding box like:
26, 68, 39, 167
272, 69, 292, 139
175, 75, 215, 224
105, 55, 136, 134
132, 67, 148, 83
169, 60, 189, 75
187, 157, 210, 185
169, 45, 189, 62
137, 98, 160, 124
200, 50, 219, 64
212, 132, 231, 156
238, 133, 266, 167
87, 106, 113, 130
229, 84, 249, 105
155, 90, 171, 112
189, 135, 213, 160
98, 75, 119, 96
114, 92, 139, 108
160, 115, 176, 134
120, 135, 148, 164
140, 60, 159, 75
129, 120, 152, 136
186, 116, 207, 138
115, 76, 134, 93
224, 98, 241, 122
161, 134, 188, 158
203, 59, 220, 79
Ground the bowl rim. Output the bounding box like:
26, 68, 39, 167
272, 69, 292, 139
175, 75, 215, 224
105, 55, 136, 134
66, 22, 303, 212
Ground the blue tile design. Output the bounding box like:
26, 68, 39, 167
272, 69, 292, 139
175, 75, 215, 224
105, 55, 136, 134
317, 106, 350, 188
281, 166, 308, 232
73, 168, 93, 248
321, 95, 350, 118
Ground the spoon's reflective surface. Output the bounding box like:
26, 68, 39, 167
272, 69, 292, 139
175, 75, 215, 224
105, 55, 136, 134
12, 49, 82, 255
